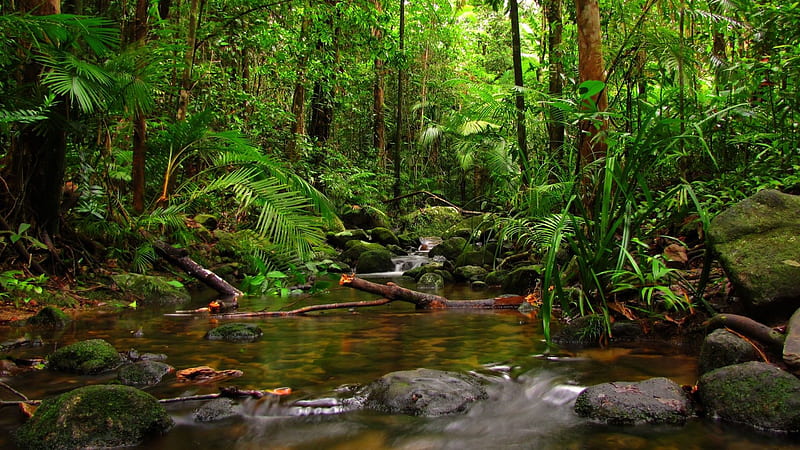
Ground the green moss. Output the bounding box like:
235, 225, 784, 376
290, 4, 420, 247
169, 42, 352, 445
399, 206, 463, 237
47, 339, 122, 374
15, 384, 173, 450
26, 306, 71, 327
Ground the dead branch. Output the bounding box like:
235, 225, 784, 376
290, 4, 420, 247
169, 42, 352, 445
213, 298, 394, 318
152, 240, 243, 301
705, 313, 786, 354
339, 275, 524, 309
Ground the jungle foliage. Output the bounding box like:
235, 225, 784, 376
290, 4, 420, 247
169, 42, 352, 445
1, 0, 798, 335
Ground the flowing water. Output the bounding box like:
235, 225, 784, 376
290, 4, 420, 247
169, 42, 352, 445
1, 278, 798, 449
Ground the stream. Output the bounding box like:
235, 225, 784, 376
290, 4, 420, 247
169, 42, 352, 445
1, 277, 798, 449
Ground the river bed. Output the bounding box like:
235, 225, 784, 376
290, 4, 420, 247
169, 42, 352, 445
1, 277, 798, 449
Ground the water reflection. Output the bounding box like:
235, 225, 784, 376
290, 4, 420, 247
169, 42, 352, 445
1, 281, 799, 449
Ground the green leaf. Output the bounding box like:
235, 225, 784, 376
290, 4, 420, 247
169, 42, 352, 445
166, 280, 184, 288
266, 270, 288, 279
578, 80, 605, 100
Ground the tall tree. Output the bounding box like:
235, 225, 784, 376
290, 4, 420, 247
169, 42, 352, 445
575, 0, 607, 168
371, 0, 387, 163
508, 0, 529, 186
392, 0, 405, 198
545, 0, 565, 158
176, 0, 199, 121
131, 0, 150, 214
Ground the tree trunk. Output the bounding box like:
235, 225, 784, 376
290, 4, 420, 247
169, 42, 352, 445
152, 240, 243, 301
286, 14, 310, 163
131, 0, 150, 214
545, 0, 565, 159
8, 0, 66, 238
392, 0, 405, 199
509, 0, 529, 186
176, 0, 200, 121
371, 0, 387, 164
575, 0, 607, 168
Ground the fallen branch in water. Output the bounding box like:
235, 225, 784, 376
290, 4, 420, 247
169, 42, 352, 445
339, 275, 525, 309
159, 386, 291, 404
213, 298, 394, 318
705, 313, 786, 354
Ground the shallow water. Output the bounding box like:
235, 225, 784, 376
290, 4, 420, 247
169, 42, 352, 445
1, 277, 798, 449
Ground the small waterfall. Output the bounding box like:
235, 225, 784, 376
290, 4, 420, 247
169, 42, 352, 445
361, 237, 441, 277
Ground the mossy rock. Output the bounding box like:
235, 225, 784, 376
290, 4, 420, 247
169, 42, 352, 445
193, 213, 218, 230
698, 329, 760, 375
111, 273, 190, 305
340, 205, 390, 230
327, 229, 370, 249
356, 249, 395, 274
193, 397, 240, 422
341, 241, 389, 264
118, 360, 174, 387
428, 236, 468, 262
454, 248, 494, 268
404, 261, 447, 281
15, 384, 173, 449
369, 227, 400, 246
205, 323, 263, 342
453, 265, 488, 282
365, 368, 486, 416
418, 272, 445, 290
443, 214, 495, 241
399, 206, 463, 237
500, 265, 541, 294
707, 189, 800, 316
485, 270, 507, 286
47, 339, 122, 374
698, 361, 800, 432
26, 306, 71, 328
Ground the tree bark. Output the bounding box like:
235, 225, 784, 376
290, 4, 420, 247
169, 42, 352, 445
509, 0, 529, 186
339, 275, 525, 309
131, 0, 150, 214
575, 0, 607, 167
545, 0, 565, 158
152, 241, 243, 301
176, 0, 200, 121
371, 0, 387, 164
705, 314, 786, 354
392, 0, 405, 199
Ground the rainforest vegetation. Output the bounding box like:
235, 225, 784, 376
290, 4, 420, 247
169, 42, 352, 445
1, 0, 798, 337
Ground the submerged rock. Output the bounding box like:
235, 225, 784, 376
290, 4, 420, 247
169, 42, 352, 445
111, 273, 191, 305
698, 329, 759, 375
14, 384, 173, 449
205, 323, 263, 342
47, 339, 122, 374
118, 360, 174, 387
193, 397, 241, 422
697, 361, 800, 432
574, 377, 694, 425
26, 306, 71, 327
707, 189, 800, 317
365, 368, 486, 416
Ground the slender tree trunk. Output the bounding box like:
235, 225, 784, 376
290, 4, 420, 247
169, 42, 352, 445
287, 14, 310, 163
545, 0, 565, 159
392, 0, 405, 199
176, 0, 199, 121
131, 0, 150, 214
509, 0, 529, 186
575, 0, 607, 168
371, 0, 387, 165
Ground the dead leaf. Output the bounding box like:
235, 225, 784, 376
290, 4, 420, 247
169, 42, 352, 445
266, 387, 292, 396
608, 302, 637, 320
663, 244, 688, 264
19, 402, 37, 418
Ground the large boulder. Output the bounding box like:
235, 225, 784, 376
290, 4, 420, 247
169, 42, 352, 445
501, 265, 541, 295
365, 368, 486, 416
697, 361, 800, 432
340, 240, 389, 265
428, 236, 468, 262
574, 377, 694, 425
698, 329, 759, 375
454, 248, 494, 268
356, 249, 395, 274
326, 229, 370, 249
707, 189, 800, 316
205, 323, 263, 342
454, 265, 488, 282
417, 272, 445, 290
340, 206, 390, 230
47, 339, 122, 374
111, 273, 191, 305
14, 385, 173, 449
369, 227, 400, 246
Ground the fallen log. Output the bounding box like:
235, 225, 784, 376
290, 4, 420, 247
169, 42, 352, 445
705, 313, 786, 354
153, 240, 243, 301
212, 298, 394, 318
338, 274, 525, 309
